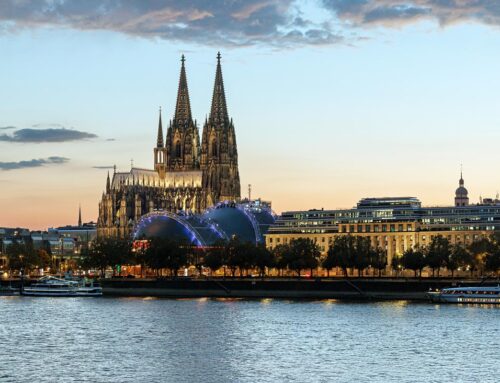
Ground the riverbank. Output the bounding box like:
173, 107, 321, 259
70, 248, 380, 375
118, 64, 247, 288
98, 278, 498, 301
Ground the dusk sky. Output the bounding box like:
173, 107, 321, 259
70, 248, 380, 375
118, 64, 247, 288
1, 0, 500, 230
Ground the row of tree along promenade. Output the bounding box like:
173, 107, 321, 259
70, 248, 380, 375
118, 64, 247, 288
3, 233, 500, 280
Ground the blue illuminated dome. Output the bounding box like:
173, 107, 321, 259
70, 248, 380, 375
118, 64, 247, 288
133, 211, 225, 246
133, 201, 276, 246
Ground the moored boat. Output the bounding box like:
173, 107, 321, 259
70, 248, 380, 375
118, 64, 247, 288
428, 286, 500, 304
21, 276, 102, 297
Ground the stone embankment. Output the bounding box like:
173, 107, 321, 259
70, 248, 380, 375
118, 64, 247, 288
99, 278, 497, 301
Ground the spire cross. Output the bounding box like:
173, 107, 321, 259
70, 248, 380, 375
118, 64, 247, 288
217, 52, 221, 62
181, 54, 185, 65
130, 158, 134, 169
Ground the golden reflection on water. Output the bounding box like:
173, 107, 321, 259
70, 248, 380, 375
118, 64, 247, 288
260, 298, 273, 305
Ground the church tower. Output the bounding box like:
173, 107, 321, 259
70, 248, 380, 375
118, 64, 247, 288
165, 55, 200, 172
201, 53, 241, 205
154, 107, 167, 178
455, 168, 469, 207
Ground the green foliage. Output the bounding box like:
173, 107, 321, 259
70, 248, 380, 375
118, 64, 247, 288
253, 244, 275, 277
402, 248, 425, 277
485, 251, 500, 274
446, 245, 473, 277
6, 240, 38, 271
81, 237, 133, 277
370, 247, 388, 277
145, 237, 189, 277
426, 236, 451, 277
281, 238, 320, 277
272, 244, 290, 275
204, 240, 227, 275
326, 235, 356, 277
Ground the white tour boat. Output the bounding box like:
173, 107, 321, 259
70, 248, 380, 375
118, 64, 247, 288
428, 286, 500, 304
21, 276, 103, 297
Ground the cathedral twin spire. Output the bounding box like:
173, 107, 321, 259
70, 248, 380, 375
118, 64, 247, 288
153, 52, 240, 202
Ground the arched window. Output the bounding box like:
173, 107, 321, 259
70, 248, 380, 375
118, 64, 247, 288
176, 142, 181, 158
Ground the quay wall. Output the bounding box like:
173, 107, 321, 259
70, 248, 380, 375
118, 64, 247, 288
98, 279, 496, 301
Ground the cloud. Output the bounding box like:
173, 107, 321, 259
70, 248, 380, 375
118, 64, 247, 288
0, 126, 16, 130
322, 0, 500, 27
0, 127, 97, 143
92, 165, 115, 169
0, 156, 69, 171
0, 0, 344, 47
1, 1, 499, 47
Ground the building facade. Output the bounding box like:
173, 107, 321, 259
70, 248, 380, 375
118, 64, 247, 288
98, 54, 241, 238
266, 175, 500, 273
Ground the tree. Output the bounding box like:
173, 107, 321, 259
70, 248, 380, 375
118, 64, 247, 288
253, 244, 274, 278
468, 238, 492, 277
225, 237, 243, 277
204, 240, 226, 276
370, 247, 387, 277
322, 247, 337, 277
272, 244, 290, 277
426, 236, 450, 278
402, 248, 425, 278
353, 237, 371, 277
282, 238, 320, 277
447, 245, 472, 277
145, 237, 188, 278
6, 241, 37, 272
328, 236, 356, 277
485, 251, 500, 276
81, 237, 132, 277
391, 255, 402, 277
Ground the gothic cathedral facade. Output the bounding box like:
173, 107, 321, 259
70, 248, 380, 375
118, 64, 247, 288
97, 54, 241, 238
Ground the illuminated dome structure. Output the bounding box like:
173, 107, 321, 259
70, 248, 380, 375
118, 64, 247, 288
132, 201, 275, 246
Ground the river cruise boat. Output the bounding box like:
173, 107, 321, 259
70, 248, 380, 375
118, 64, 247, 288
428, 286, 500, 304
21, 276, 102, 297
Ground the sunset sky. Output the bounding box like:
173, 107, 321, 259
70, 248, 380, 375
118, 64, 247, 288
1, 0, 500, 230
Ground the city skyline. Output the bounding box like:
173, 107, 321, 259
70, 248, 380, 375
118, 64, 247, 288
2, 1, 500, 230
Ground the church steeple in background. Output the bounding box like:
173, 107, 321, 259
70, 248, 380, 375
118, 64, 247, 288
78, 204, 82, 227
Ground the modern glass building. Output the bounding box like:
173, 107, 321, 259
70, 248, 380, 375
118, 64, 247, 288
266, 196, 500, 270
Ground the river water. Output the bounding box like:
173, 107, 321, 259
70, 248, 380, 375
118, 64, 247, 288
0, 297, 498, 383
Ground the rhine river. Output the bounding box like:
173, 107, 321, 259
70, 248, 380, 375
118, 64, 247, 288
0, 297, 498, 383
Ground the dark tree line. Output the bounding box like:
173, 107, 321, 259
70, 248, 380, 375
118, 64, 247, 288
322, 236, 387, 277
392, 234, 500, 278
4, 240, 52, 272
75, 233, 500, 279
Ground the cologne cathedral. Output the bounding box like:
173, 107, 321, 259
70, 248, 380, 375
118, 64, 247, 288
97, 53, 241, 238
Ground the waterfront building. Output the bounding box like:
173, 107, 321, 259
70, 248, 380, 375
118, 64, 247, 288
266, 174, 500, 273
97, 53, 241, 238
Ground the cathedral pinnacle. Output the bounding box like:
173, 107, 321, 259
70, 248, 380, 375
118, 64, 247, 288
174, 54, 192, 124
157, 106, 164, 148
209, 52, 229, 125
106, 171, 111, 193
78, 204, 82, 227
